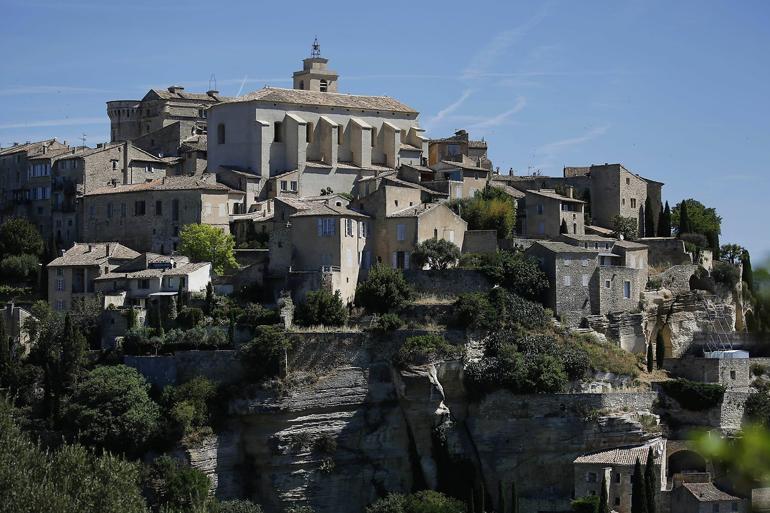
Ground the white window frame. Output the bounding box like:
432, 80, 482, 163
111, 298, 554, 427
582, 274, 589, 287
623, 280, 632, 299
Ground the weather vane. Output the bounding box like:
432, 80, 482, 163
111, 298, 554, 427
311, 36, 321, 58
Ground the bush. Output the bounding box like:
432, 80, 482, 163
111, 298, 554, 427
161, 376, 218, 439
453, 292, 497, 331
0, 253, 39, 283
237, 303, 279, 326
213, 500, 263, 513
573, 335, 640, 377
712, 261, 740, 288
454, 289, 549, 332
751, 363, 767, 377
481, 251, 548, 301
374, 312, 404, 332
412, 239, 461, 270
647, 276, 662, 290
366, 490, 465, 513
62, 365, 160, 456
0, 218, 44, 257
745, 385, 770, 425
396, 334, 457, 366
611, 215, 638, 241
680, 232, 708, 249
146, 455, 210, 512
450, 185, 517, 239
177, 307, 204, 329
238, 325, 293, 382
355, 265, 413, 313
571, 495, 599, 513
295, 289, 348, 327
661, 378, 725, 410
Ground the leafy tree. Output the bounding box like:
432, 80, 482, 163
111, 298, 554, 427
451, 186, 517, 239
205, 282, 215, 314
238, 325, 293, 382
657, 202, 671, 237
366, 490, 466, 513
646, 342, 654, 373
611, 215, 638, 241
178, 224, 237, 274
598, 474, 609, 513
0, 217, 44, 257
63, 365, 160, 455
672, 199, 722, 249
655, 332, 665, 370
237, 303, 279, 327
355, 265, 414, 313
295, 289, 348, 327
721, 244, 745, 265
60, 313, 87, 389
396, 334, 456, 366
631, 457, 648, 513
712, 261, 740, 288
177, 307, 204, 329
571, 496, 599, 513
481, 251, 548, 301
161, 376, 218, 439
147, 455, 210, 512
644, 197, 656, 238
0, 397, 148, 513
412, 238, 461, 270
0, 253, 39, 283
645, 449, 657, 513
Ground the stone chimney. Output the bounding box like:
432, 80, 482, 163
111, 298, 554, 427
206, 90, 219, 98
167, 86, 185, 94
566, 186, 574, 198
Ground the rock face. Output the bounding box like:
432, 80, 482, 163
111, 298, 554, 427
185, 336, 663, 513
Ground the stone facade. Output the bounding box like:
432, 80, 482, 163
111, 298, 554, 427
641, 237, 693, 268
522, 188, 585, 238
461, 230, 498, 254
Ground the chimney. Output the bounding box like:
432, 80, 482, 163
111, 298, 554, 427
567, 186, 574, 198
87, 244, 92, 252
106, 243, 111, 255
167, 85, 185, 94
206, 90, 219, 97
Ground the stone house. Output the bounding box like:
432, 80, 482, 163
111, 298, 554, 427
2, 302, 36, 357
428, 159, 491, 200
428, 129, 491, 169
522, 188, 586, 238
207, 49, 427, 201
47, 242, 140, 311
93, 253, 211, 309
573, 439, 666, 513
80, 174, 242, 254
671, 482, 745, 513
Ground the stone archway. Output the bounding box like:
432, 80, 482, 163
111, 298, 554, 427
656, 323, 675, 359
667, 449, 707, 478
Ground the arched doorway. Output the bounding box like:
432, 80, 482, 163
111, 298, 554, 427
668, 450, 707, 478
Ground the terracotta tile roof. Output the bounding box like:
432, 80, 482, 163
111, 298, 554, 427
47, 242, 140, 267
86, 174, 231, 196
573, 439, 665, 466
0, 139, 65, 157
681, 483, 740, 503
226, 86, 417, 114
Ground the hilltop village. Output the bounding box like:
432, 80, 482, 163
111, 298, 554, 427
0, 42, 766, 513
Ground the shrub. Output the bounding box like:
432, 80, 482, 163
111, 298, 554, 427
660, 378, 725, 410
571, 495, 599, 513
213, 500, 264, 513
147, 455, 210, 512
237, 303, 279, 326
453, 292, 497, 331
355, 265, 413, 313
0, 218, 44, 257
0, 253, 39, 283
611, 215, 638, 241
712, 261, 740, 288
574, 335, 639, 377
481, 251, 548, 301
366, 490, 465, 513
161, 376, 218, 439
238, 325, 293, 382
295, 289, 348, 327
412, 238, 461, 270
62, 365, 160, 456
177, 307, 204, 329
680, 232, 709, 249
374, 312, 404, 332
450, 185, 517, 239
647, 276, 662, 290
751, 363, 767, 377
745, 387, 770, 425
396, 334, 456, 366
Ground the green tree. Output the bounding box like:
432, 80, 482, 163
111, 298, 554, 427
0, 397, 148, 513
646, 342, 654, 373
60, 313, 87, 389
161, 376, 218, 439
147, 455, 210, 512
355, 264, 413, 313
677, 199, 691, 235
644, 197, 656, 238
0, 217, 44, 257
63, 365, 160, 456
720, 244, 745, 265
742, 250, 753, 292
0, 318, 8, 383
672, 199, 722, 246
295, 289, 348, 327
205, 282, 215, 314
0, 253, 39, 283
655, 332, 665, 370
452, 186, 517, 239
213, 500, 264, 513
631, 457, 648, 513
238, 325, 293, 382
644, 449, 657, 513
481, 251, 548, 301
598, 474, 609, 513
611, 215, 638, 241
657, 202, 671, 237
179, 224, 238, 274
412, 238, 461, 270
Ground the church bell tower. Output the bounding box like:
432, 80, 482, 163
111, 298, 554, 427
293, 37, 339, 93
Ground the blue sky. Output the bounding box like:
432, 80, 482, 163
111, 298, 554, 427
1, 0, 769, 260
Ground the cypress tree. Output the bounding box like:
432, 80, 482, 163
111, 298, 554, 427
560, 219, 569, 234
498, 481, 505, 513
644, 197, 655, 238
658, 202, 671, 237
480, 481, 486, 513
598, 474, 610, 513
646, 342, 654, 373
631, 457, 648, 513
742, 250, 753, 292
645, 449, 657, 513
656, 332, 665, 370
511, 480, 518, 513
61, 313, 87, 389
0, 318, 9, 383
205, 282, 215, 314
678, 200, 691, 236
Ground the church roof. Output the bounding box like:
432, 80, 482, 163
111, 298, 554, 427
226, 86, 417, 114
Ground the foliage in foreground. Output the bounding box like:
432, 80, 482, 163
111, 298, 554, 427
295, 289, 348, 327
355, 265, 414, 313
366, 490, 466, 513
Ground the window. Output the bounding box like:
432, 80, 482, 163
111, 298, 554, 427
614, 473, 621, 483
172, 199, 179, 221
371, 127, 377, 147
56, 268, 63, 276
274, 121, 283, 142
434, 228, 438, 239
730, 370, 736, 380
217, 123, 225, 144
396, 224, 406, 241
139, 279, 150, 289
623, 280, 632, 299
537, 204, 544, 215
345, 218, 354, 237
121, 203, 127, 218
306, 122, 313, 143
631, 198, 637, 209
290, 181, 297, 192
280, 180, 288, 191
626, 177, 630, 185
112, 160, 117, 170
320, 79, 328, 92
605, 279, 611, 289
135, 200, 146, 216
55, 299, 65, 311
317, 218, 336, 237
582, 274, 589, 287
155, 200, 162, 215
56, 278, 65, 291
107, 203, 113, 218
622, 198, 626, 206
563, 275, 571, 286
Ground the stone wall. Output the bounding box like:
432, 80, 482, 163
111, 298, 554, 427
461, 230, 498, 254
641, 238, 692, 268
663, 356, 751, 390
124, 350, 243, 388
402, 269, 491, 297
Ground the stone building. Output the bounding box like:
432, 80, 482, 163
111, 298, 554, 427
0, 139, 69, 237
573, 439, 666, 513
522, 188, 586, 238
207, 45, 427, 206
428, 129, 491, 169
47, 242, 140, 311
428, 159, 491, 200
670, 481, 745, 513
80, 174, 242, 254
2, 302, 36, 357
